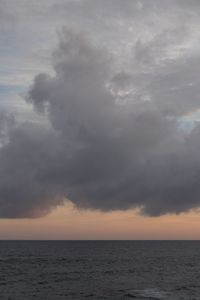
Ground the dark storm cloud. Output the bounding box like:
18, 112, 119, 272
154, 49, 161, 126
1, 1, 200, 218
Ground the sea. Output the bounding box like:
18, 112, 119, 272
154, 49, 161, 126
0, 241, 199, 299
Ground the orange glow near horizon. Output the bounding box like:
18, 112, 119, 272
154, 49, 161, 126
0, 203, 200, 240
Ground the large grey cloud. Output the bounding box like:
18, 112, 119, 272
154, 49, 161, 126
1, 1, 200, 218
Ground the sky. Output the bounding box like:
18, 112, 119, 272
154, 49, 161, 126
1, 0, 200, 239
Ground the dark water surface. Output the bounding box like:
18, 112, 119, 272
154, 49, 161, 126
0, 241, 200, 299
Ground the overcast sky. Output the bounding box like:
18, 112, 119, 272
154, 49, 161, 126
1, 1, 200, 224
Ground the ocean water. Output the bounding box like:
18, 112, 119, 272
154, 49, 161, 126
0, 241, 200, 299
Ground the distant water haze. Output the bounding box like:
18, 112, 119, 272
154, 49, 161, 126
0, 203, 200, 240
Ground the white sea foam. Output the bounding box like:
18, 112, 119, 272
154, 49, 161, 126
127, 289, 168, 299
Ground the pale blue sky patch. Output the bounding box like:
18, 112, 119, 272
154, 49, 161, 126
177, 110, 200, 133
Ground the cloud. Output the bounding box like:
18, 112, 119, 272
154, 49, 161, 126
1, 1, 200, 218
